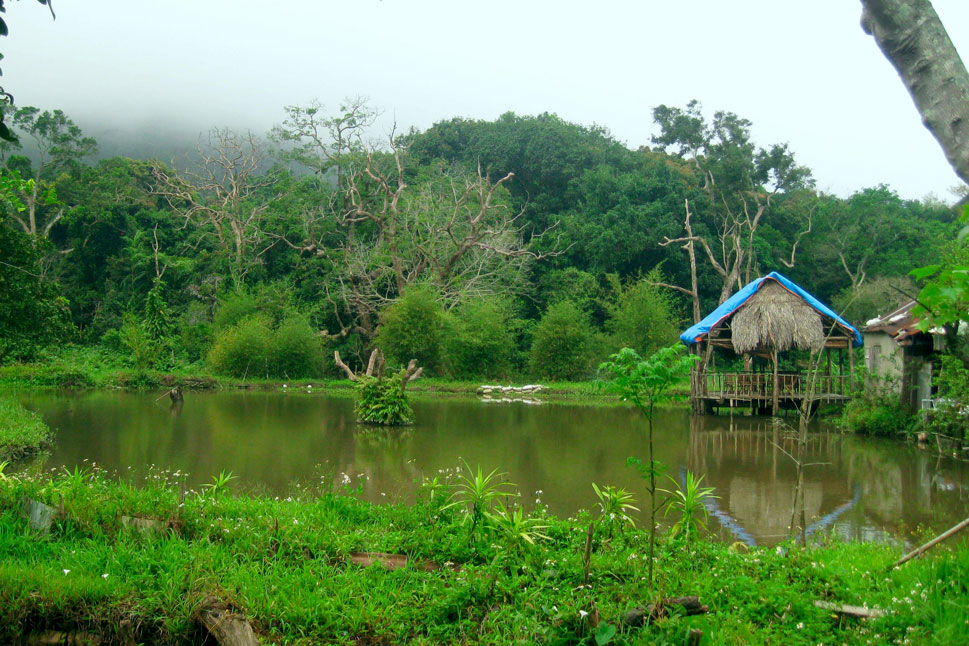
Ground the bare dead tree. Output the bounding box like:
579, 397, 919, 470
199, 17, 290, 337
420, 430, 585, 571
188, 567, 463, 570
333, 348, 423, 387
274, 101, 559, 341
656, 198, 702, 324
150, 128, 279, 284
778, 204, 815, 270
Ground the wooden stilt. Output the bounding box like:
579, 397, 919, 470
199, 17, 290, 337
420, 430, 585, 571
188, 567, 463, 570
771, 349, 779, 416
848, 346, 855, 386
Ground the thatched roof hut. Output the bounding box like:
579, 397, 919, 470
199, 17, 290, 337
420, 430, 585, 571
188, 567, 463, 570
679, 272, 861, 415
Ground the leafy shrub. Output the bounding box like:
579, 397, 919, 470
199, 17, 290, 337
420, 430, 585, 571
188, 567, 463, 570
443, 299, 514, 380
355, 372, 413, 425
604, 273, 680, 357
923, 355, 969, 446
207, 315, 324, 379
270, 316, 325, 379
207, 316, 272, 378
213, 283, 297, 330
528, 300, 599, 381
119, 315, 156, 371
536, 268, 604, 320
841, 392, 912, 436
116, 370, 161, 390
376, 285, 446, 373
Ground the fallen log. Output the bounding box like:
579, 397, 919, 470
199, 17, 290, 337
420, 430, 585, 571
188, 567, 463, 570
622, 596, 709, 626
814, 600, 887, 619
196, 597, 259, 646
349, 551, 442, 572
121, 515, 167, 535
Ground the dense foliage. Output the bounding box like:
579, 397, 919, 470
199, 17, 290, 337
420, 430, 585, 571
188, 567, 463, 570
0, 102, 959, 383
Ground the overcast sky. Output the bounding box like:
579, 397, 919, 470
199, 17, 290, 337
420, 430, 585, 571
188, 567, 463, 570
3, 1, 968, 201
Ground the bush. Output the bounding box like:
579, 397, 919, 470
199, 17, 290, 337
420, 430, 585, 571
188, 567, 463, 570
270, 316, 325, 379
443, 299, 514, 380
840, 372, 913, 437
529, 300, 599, 381
213, 284, 297, 331
207, 315, 324, 380
604, 273, 680, 357
119, 315, 156, 371
841, 396, 912, 436
923, 355, 969, 446
376, 285, 446, 373
207, 316, 272, 378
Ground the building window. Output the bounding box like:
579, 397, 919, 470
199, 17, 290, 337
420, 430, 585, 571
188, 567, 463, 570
869, 344, 881, 373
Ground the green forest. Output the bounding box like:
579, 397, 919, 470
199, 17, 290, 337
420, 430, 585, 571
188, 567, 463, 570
0, 101, 959, 383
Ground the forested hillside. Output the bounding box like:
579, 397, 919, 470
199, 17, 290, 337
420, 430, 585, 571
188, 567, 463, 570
0, 102, 958, 380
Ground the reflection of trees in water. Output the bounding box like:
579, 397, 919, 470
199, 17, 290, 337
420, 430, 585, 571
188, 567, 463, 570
688, 416, 969, 545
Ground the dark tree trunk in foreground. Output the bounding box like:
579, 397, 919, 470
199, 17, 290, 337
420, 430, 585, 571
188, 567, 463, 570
860, 0, 969, 185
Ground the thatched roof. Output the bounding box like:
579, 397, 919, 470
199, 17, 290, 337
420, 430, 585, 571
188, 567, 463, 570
730, 281, 824, 354
680, 271, 863, 350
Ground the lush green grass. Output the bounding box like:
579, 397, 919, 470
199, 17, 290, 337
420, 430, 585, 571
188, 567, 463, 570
0, 345, 652, 400
1, 465, 967, 644
0, 397, 53, 461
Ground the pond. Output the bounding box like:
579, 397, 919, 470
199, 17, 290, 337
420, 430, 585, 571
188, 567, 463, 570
13, 389, 969, 547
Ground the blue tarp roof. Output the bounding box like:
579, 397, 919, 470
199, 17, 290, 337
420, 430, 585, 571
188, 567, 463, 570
679, 271, 863, 348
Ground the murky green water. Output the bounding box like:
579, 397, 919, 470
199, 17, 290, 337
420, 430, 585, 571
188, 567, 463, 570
14, 390, 969, 546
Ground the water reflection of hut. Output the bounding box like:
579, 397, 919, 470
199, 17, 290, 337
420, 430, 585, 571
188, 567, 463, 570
681, 272, 862, 415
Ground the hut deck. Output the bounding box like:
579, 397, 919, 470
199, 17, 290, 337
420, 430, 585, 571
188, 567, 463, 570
698, 371, 851, 408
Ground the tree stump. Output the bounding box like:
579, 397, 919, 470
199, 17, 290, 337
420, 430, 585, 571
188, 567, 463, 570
22, 498, 58, 535
196, 597, 259, 646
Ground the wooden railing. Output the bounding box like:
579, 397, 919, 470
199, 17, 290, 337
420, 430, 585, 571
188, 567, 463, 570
702, 372, 849, 400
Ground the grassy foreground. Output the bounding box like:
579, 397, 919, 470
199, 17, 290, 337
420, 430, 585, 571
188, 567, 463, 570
1, 465, 967, 645
0, 397, 53, 461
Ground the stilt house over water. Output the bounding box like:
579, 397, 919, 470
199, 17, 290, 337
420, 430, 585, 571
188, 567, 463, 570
680, 271, 863, 415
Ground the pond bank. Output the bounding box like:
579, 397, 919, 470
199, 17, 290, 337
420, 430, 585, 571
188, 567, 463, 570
1, 466, 967, 645
0, 397, 52, 462
0, 358, 638, 401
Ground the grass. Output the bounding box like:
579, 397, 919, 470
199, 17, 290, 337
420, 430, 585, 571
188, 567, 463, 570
0, 345, 653, 400
0, 397, 53, 461
1, 464, 967, 644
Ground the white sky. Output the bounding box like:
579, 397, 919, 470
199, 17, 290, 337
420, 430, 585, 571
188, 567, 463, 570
3, 0, 968, 201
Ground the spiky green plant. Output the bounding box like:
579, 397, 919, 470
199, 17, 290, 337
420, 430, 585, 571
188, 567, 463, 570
591, 482, 639, 536
660, 471, 718, 541
444, 461, 517, 547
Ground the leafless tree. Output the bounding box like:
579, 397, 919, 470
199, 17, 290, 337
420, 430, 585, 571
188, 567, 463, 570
151, 128, 279, 284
